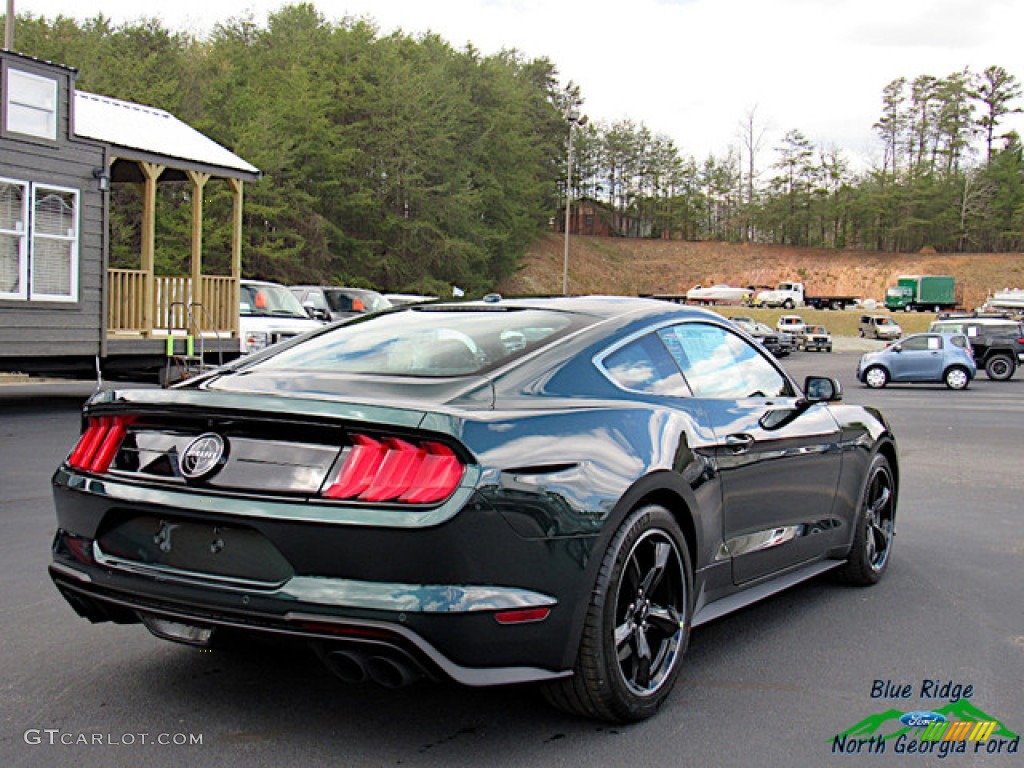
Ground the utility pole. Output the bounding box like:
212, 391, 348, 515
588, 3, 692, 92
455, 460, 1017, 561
562, 109, 587, 296
5, 0, 15, 50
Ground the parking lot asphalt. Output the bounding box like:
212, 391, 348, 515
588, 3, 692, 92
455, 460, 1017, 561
1, 350, 1021, 768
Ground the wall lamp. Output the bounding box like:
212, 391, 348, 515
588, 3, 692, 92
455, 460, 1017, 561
93, 167, 110, 192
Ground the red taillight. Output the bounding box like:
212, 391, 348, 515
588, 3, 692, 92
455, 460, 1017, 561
67, 415, 134, 473
323, 434, 465, 504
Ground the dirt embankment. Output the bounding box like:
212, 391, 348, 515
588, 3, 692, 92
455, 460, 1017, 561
499, 235, 1024, 309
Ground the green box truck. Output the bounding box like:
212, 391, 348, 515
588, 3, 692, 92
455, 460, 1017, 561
884, 275, 957, 312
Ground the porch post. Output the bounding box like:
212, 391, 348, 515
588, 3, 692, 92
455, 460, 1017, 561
186, 170, 210, 330
228, 178, 244, 337
139, 162, 164, 336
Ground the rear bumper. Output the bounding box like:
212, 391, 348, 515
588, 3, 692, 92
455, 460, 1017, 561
50, 463, 593, 683
50, 557, 569, 687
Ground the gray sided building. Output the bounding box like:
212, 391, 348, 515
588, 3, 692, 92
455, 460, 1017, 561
0, 49, 260, 378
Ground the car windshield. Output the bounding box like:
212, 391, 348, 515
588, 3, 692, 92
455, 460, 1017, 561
246, 307, 580, 377
241, 283, 309, 319
324, 289, 392, 314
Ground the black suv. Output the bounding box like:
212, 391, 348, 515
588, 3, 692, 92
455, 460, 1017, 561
929, 313, 1024, 380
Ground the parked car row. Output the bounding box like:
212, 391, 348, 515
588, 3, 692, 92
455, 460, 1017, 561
239, 280, 437, 356
728, 315, 833, 357
852, 312, 1024, 389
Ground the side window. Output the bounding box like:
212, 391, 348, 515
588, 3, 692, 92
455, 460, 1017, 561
950, 336, 968, 349
658, 323, 792, 399
901, 336, 937, 351
306, 290, 329, 311
600, 333, 690, 397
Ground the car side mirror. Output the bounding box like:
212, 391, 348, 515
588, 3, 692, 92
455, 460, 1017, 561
892, 344, 902, 352
804, 376, 843, 403
302, 302, 328, 321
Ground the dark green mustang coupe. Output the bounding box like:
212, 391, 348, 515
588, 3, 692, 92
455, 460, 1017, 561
50, 296, 898, 722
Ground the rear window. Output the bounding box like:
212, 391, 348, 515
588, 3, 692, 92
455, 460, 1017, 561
246, 308, 579, 376
932, 321, 1018, 336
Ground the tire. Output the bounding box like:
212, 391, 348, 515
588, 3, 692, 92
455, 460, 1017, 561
835, 454, 896, 586
783, 299, 795, 309
858, 329, 865, 338
863, 366, 888, 389
542, 505, 692, 723
984, 354, 1015, 381
944, 366, 970, 390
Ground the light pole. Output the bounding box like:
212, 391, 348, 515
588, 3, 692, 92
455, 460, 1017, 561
562, 109, 587, 296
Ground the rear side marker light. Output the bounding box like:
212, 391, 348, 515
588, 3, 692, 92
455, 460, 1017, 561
494, 607, 551, 625
67, 416, 135, 474
323, 435, 465, 504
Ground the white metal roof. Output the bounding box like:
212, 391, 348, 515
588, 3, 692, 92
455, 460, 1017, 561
74, 91, 260, 176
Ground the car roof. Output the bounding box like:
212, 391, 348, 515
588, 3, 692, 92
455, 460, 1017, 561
933, 316, 1019, 325
292, 285, 382, 294
411, 295, 724, 322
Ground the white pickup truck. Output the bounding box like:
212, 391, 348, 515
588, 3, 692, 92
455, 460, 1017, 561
754, 281, 859, 310
239, 279, 322, 354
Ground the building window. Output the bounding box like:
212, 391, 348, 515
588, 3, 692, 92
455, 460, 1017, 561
5, 69, 59, 141
0, 178, 29, 299
0, 177, 78, 302
32, 185, 79, 300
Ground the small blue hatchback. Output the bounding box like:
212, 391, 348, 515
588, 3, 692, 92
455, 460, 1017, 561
857, 333, 976, 390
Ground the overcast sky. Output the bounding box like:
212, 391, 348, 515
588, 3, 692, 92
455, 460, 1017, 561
14, 0, 1024, 168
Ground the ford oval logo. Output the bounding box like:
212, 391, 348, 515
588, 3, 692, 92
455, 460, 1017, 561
900, 711, 947, 728
179, 433, 226, 479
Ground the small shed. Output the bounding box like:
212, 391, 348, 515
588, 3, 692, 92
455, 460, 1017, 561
0, 49, 260, 377
555, 198, 652, 239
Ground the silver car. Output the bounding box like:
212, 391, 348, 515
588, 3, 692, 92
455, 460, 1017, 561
856, 333, 975, 390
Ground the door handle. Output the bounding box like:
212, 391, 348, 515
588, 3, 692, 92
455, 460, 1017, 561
725, 433, 755, 454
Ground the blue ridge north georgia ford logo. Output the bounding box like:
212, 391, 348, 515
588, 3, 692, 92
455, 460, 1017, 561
179, 433, 226, 479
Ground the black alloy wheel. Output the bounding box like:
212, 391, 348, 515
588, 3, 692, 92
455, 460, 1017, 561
836, 455, 896, 586
542, 505, 692, 722
985, 354, 1015, 381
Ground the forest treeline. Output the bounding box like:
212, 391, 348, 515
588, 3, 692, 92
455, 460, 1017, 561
9, 4, 1024, 294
